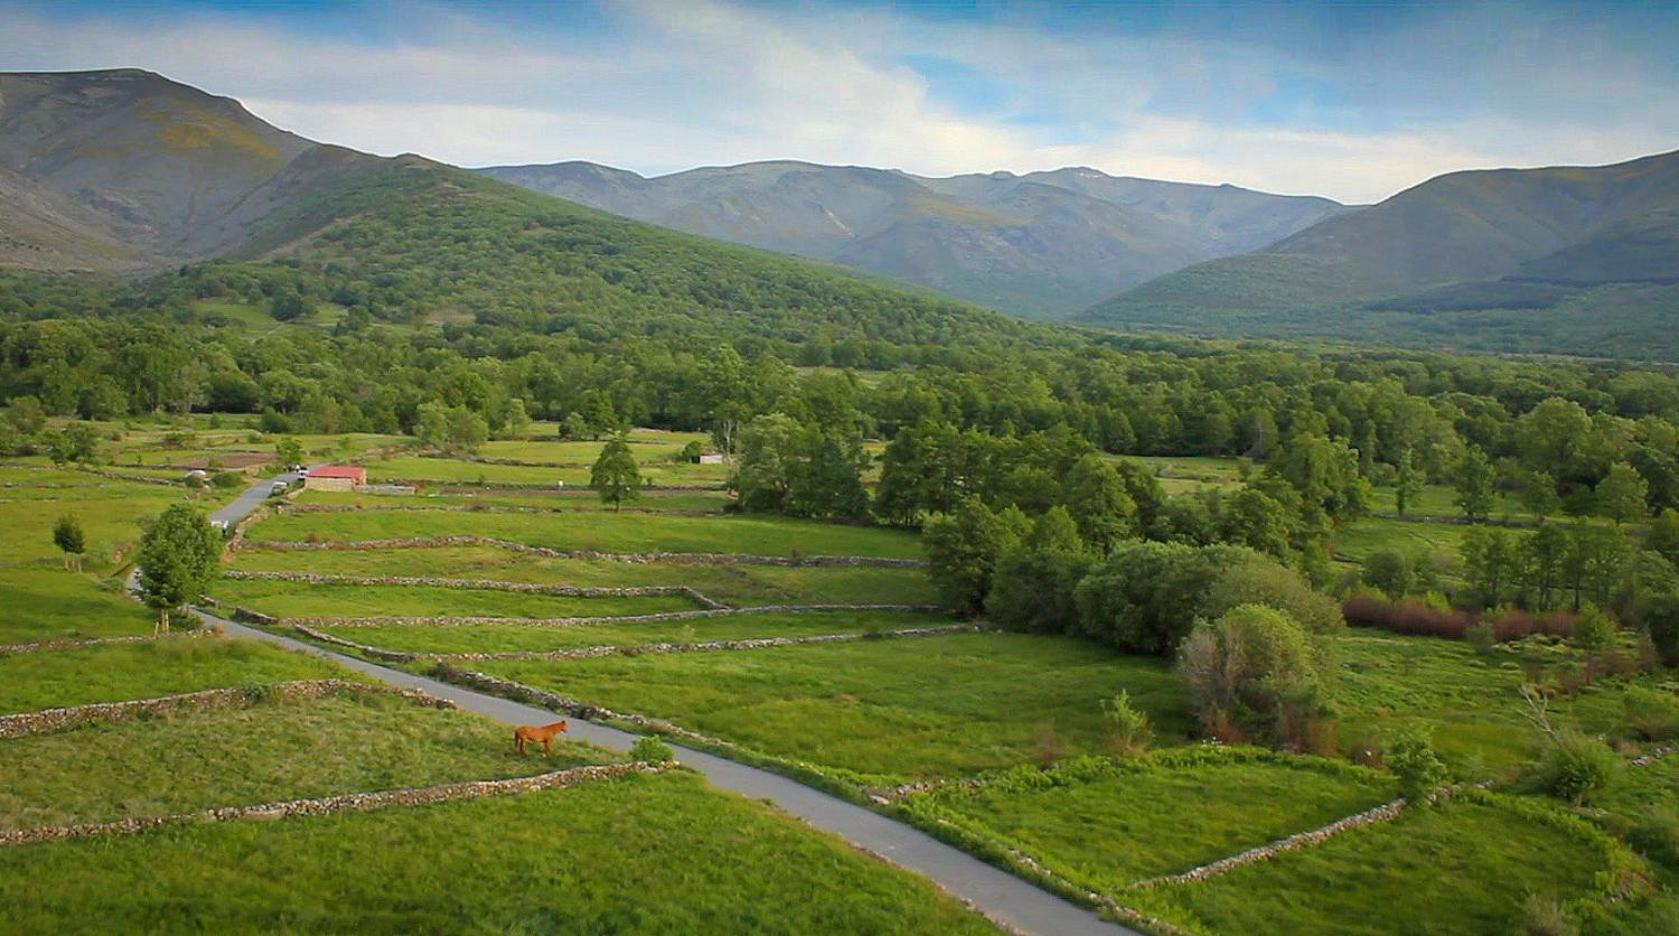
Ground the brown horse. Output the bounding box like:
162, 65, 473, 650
513, 720, 569, 755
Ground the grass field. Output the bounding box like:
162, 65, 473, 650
209, 579, 702, 619
228, 544, 940, 606
314, 610, 953, 655
0, 464, 232, 642
1150, 792, 1635, 935
304, 488, 734, 512
909, 752, 1396, 892
0, 691, 607, 829
245, 507, 924, 559
0, 638, 347, 714
0, 770, 999, 935
1328, 631, 1543, 773
474, 632, 1192, 782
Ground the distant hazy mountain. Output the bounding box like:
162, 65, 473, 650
0, 69, 397, 272
1084, 149, 1679, 328
479, 160, 1349, 318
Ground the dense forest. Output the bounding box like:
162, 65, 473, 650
8, 162, 1679, 656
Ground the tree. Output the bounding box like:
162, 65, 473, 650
1177, 604, 1325, 740
589, 435, 643, 511
1387, 732, 1449, 804
446, 406, 489, 453
783, 425, 871, 520
987, 507, 1095, 634
415, 401, 450, 449
1394, 447, 1423, 517
1362, 550, 1412, 599
502, 398, 532, 439
1572, 604, 1618, 651
275, 436, 304, 467
1062, 454, 1136, 552
136, 504, 222, 633
52, 515, 85, 571
1075, 542, 1257, 655
1201, 557, 1343, 633
47, 423, 98, 466
5, 395, 46, 434
730, 413, 801, 513
1454, 446, 1496, 522
1596, 462, 1648, 524
1461, 526, 1516, 609
923, 497, 1029, 617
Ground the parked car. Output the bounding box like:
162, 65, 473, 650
271, 482, 290, 496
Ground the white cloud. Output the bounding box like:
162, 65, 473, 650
0, 0, 1673, 203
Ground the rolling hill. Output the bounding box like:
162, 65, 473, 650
479, 160, 1349, 318
1084, 149, 1679, 338
0, 69, 1030, 350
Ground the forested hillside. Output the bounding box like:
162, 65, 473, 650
1085, 150, 1679, 358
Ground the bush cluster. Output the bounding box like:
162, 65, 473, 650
1342, 595, 1576, 643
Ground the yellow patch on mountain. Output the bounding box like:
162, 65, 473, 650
140, 101, 283, 162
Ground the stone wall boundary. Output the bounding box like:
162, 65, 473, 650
0, 761, 667, 848
293, 622, 976, 663
0, 679, 456, 740
288, 603, 945, 630
232, 534, 927, 568
221, 570, 726, 609
0, 631, 214, 657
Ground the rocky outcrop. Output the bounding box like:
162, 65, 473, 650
289, 603, 944, 630
221, 570, 725, 609
294, 622, 975, 663
234, 534, 926, 568
0, 679, 455, 739
0, 761, 666, 847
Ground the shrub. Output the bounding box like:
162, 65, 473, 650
1623, 685, 1679, 742
1641, 594, 1679, 667
1387, 731, 1449, 803
1343, 594, 1473, 639
1100, 690, 1153, 758
1362, 549, 1412, 599
1521, 893, 1577, 936
1536, 730, 1620, 805
1177, 604, 1324, 741
1031, 723, 1065, 767
629, 736, 674, 763
1466, 620, 1497, 655
210, 471, 246, 489
1571, 604, 1618, 651
1203, 557, 1342, 634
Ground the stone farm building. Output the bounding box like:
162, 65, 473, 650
303, 465, 367, 492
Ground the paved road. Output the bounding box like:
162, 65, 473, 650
197, 474, 1134, 936
210, 467, 308, 527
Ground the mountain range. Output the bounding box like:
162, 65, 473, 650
1083, 149, 1679, 335
479, 160, 1349, 318
0, 68, 1675, 357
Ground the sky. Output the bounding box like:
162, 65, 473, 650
1, 0, 1676, 203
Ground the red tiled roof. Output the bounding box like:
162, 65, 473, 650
309, 465, 366, 480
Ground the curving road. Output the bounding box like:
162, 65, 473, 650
198, 474, 1134, 936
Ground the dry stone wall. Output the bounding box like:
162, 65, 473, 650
289, 603, 944, 630
295, 622, 975, 663
233, 533, 927, 568
0, 631, 213, 657
0, 679, 455, 739
0, 762, 666, 847
222, 570, 725, 609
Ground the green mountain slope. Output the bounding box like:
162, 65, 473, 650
1084, 149, 1679, 339
478, 159, 1347, 319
